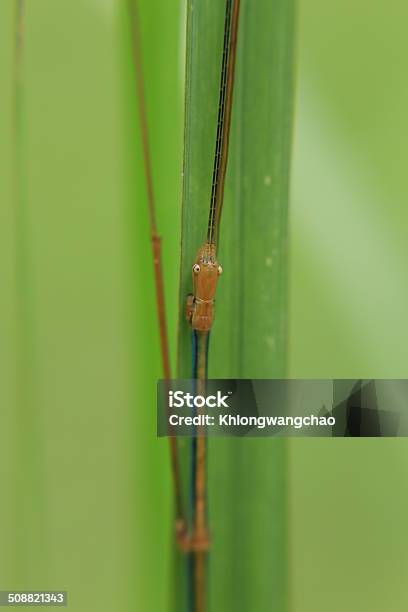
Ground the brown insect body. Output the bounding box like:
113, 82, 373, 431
186, 242, 222, 332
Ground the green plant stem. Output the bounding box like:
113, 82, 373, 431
177, 1, 295, 610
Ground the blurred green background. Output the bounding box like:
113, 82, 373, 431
290, 2, 408, 611
1, 0, 408, 611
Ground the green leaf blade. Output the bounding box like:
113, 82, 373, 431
177, 1, 295, 611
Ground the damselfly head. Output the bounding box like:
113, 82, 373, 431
191, 242, 222, 302
187, 242, 222, 331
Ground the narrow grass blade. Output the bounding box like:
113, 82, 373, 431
177, 1, 295, 610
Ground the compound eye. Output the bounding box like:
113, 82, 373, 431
193, 264, 201, 274
218, 265, 223, 275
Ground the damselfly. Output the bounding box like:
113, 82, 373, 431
128, 1, 240, 610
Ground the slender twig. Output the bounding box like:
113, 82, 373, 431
127, 0, 188, 544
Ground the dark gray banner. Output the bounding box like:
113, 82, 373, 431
157, 379, 406, 437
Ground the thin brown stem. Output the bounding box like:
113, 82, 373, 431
127, 0, 187, 545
